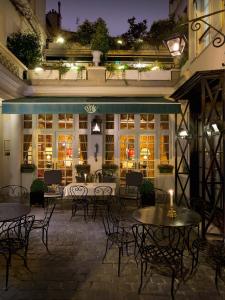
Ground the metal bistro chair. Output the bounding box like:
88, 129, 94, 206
69, 185, 89, 221
31, 199, 56, 252
132, 224, 186, 299
92, 186, 113, 220
0, 215, 35, 290
102, 209, 135, 276
0, 185, 29, 204
119, 172, 143, 207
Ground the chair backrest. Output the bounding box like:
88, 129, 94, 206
94, 186, 113, 197
44, 170, 62, 185
132, 224, 185, 262
102, 210, 120, 236
94, 169, 115, 183
126, 172, 143, 188
0, 185, 29, 203
43, 201, 56, 226
69, 185, 88, 197
1, 215, 35, 250
154, 188, 169, 204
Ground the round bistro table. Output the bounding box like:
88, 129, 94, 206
0, 203, 31, 222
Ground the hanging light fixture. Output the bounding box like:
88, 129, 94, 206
91, 116, 102, 134
163, 34, 187, 57
204, 121, 223, 136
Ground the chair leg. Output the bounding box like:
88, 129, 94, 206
42, 227, 49, 252
171, 269, 176, 300
138, 261, 144, 294
102, 238, 109, 262
5, 254, 11, 290
118, 247, 122, 277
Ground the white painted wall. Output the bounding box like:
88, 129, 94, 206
2, 114, 22, 186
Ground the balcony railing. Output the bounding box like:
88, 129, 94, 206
0, 42, 27, 80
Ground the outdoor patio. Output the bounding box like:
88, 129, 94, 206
0, 203, 224, 300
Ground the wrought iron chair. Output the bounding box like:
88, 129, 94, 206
92, 185, 113, 220
132, 224, 186, 299
31, 200, 56, 252
0, 215, 35, 289
119, 171, 143, 207
94, 169, 115, 183
191, 238, 225, 291
0, 185, 29, 203
69, 185, 89, 221
102, 209, 135, 276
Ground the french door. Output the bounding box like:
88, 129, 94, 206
37, 132, 73, 185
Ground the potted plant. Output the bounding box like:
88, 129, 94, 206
102, 163, 118, 174
158, 164, 174, 174
139, 179, 155, 206
20, 163, 36, 173
91, 19, 110, 66
30, 178, 47, 207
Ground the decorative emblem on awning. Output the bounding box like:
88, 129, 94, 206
84, 104, 97, 113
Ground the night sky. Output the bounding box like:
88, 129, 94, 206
46, 0, 169, 36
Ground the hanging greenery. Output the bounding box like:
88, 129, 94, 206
7, 32, 42, 68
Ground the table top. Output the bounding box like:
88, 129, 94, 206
64, 182, 117, 197
132, 205, 201, 227
0, 203, 31, 222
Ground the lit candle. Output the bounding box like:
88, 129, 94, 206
84, 173, 87, 182
168, 189, 174, 207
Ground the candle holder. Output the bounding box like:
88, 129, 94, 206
167, 206, 177, 218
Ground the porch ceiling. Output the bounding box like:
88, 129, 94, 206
2, 96, 181, 114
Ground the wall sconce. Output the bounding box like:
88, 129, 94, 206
177, 128, 192, 140
163, 34, 187, 57
91, 116, 102, 134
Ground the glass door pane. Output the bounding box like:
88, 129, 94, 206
139, 135, 155, 178
57, 134, 73, 185
37, 134, 53, 179
120, 135, 136, 178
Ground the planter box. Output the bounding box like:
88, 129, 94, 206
28, 69, 59, 80
158, 166, 174, 174
21, 164, 36, 173
61, 69, 86, 80
125, 70, 138, 80
140, 70, 171, 80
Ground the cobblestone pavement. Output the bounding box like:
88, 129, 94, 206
0, 204, 224, 300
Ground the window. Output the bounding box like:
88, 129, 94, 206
38, 114, 53, 129
57, 134, 73, 185
79, 135, 88, 164
140, 114, 154, 130
160, 135, 170, 164
105, 135, 114, 164
79, 114, 88, 129
120, 114, 134, 129
139, 135, 155, 178
23, 134, 32, 163
58, 114, 73, 129
160, 114, 169, 130
37, 134, 53, 178
106, 114, 114, 129
23, 114, 32, 129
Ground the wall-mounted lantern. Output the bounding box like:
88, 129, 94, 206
176, 128, 192, 140
164, 34, 187, 57
91, 116, 102, 134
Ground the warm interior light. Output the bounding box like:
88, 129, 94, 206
56, 36, 65, 44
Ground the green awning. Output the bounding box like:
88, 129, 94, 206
2, 96, 181, 114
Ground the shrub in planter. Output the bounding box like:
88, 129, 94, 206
30, 179, 47, 207
75, 164, 91, 176
102, 163, 118, 174
139, 179, 155, 206
158, 164, 174, 174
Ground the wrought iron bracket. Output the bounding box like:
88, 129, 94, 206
187, 9, 225, 48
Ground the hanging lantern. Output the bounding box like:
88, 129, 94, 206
163, 34, 187, 57
91, 116, 102, 134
